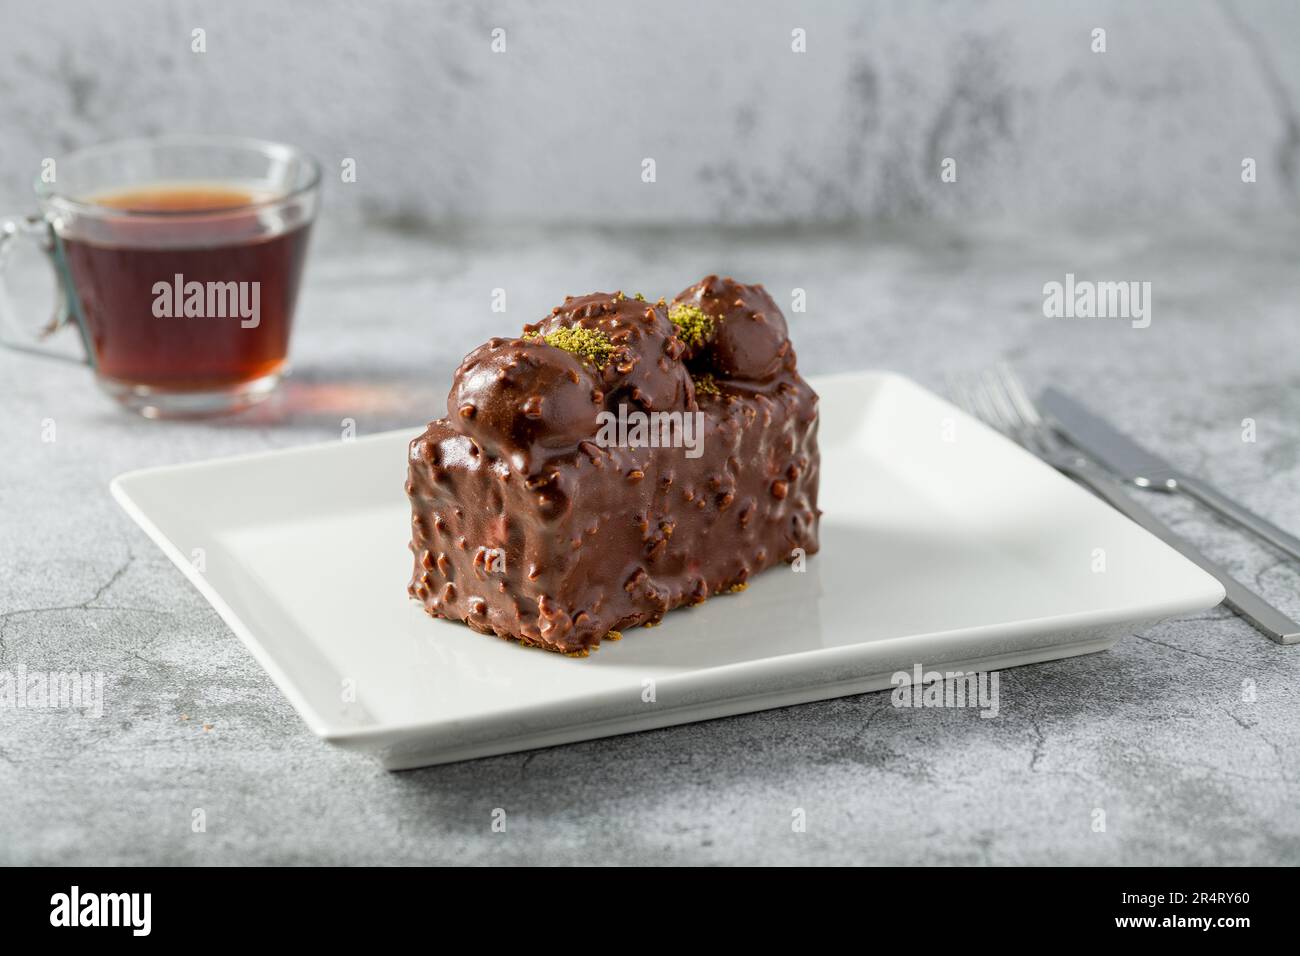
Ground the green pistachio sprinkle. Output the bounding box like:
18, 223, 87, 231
692, 373, 721, 396
528, 326, 614, 368
633, 292, 646, 301
668, 303, 715, 349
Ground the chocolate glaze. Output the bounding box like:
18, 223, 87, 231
406, 280, 820, 655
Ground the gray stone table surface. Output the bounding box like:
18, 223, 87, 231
2, 221, 1298, 865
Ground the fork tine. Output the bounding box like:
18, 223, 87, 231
944, 372, 977, 417
981, 368, 1022, 432
995, 362, 1042, 427
989, 362, 1056, 456
947, 364, 1047, 453
966, 374, 1000, 427
948, 372, 1002, 432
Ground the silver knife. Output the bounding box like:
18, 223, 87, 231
1040, 387, 1300, 565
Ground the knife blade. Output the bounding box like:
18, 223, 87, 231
1040, 386, 1300, 566
1038, 387, 1179, 488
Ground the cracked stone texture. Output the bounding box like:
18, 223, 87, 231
1, 221, 1298, 864
2, 0, 1300, 225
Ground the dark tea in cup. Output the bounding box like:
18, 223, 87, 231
0, 136, 320, 417
65, 184, 312, 395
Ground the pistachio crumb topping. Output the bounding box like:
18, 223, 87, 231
668, 303, 715, 349
692, 372, 721, 396
633, 292, 646, 301
528, 326, 614, 368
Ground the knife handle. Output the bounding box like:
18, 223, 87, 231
1176, 475, 1300, 566
1055, 462, 1300, 645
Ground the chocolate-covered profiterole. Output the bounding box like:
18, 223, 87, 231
406, 281, 820, 655
449, 337, 603, 474
670, 274, 792, 382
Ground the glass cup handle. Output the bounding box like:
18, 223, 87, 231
0, 213, 88, 364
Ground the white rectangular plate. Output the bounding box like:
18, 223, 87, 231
111, 371, 1224, 769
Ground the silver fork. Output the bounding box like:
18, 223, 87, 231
949, 364, 1300, 645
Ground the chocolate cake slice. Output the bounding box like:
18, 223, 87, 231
405, 276, 820, 655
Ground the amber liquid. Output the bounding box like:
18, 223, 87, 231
62, 184, 312, 389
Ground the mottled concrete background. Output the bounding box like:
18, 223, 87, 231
2, 0, 1299, 226
4, 224, 1300, 865
2, 2, 1299, 866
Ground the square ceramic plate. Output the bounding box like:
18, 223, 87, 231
111, 371, 1224, 769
